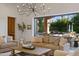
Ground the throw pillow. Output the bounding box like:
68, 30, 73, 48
32, 37, 43, 43
59, 37, 68, 47
31, 37, 36, 43
7, 36, 13, 43
49, 36, 60, 46
43, 36, 49, 43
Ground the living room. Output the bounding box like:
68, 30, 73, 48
1, 2, 79, 57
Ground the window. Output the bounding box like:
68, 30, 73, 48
34, 13, 79, 36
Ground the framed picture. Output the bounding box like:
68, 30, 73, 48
27, 25, 31, 30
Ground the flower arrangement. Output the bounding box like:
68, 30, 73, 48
18, 22, 26, 32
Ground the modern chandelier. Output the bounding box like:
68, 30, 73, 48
17, 3, 50, 16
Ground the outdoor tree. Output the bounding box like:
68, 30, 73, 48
49, 18, 69, 33
71, 13, 79, 33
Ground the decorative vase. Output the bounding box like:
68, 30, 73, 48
74, 41, 78, 47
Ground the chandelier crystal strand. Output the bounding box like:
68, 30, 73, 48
17, 3, 50, 16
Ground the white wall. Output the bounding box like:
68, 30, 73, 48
16, 14, 34, 41
0, 3, 18, 42
0, 3, 33, 41
1, 3, 79, 42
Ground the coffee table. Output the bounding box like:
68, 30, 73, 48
10, 46, 51, 56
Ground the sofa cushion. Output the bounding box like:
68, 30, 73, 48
45, 44, 59, 50
32, 43, 47, 47
32, 36, 43, 43
0, 42, 16, 49
32, 43, 59, 50
43, 36, 49, 43
49, 36, 60, 46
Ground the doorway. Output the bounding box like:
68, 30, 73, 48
8, 17, 15, 40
